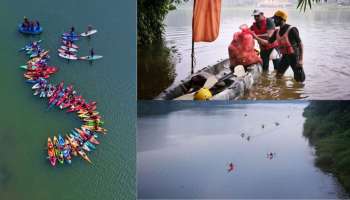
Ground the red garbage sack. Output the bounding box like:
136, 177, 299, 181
228, 25, 262, 67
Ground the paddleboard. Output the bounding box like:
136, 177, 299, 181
58, 53, 78, 60
80, 29, 97, 37
79, 55, 103, 61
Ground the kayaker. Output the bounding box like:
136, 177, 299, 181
90, 48, 95, 58
35, 20, 40, 30
29, 21, 35, 31
70, 26, 75, 34
252, 10, 305, 82
87, 25, 93, 32
66, 40, 73, 48
228, 163, 235, 172
250, 9, 280, 71
22, 16, 30, 29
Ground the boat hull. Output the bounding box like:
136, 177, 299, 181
155, 59, 262, 100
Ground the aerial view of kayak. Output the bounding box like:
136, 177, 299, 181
60, 46, 78, 52
62, 36, 79, 41
58, 53, 78, 60
79, 55, 103, 61
62, 32, 79, 37
80, 29, 97, 37
62, 40, 79, 49
18, 24, 43, 35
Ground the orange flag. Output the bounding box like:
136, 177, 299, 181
192, 0, 222, 42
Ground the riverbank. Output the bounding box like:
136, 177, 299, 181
303, 101, 350, 194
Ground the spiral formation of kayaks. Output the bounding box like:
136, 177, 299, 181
19, 37, 107, 167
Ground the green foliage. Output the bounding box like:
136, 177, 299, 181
303, 101, 350, 194
297, 0, 321, 11
138, 0, 189, 46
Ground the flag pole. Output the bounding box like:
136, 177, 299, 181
191, 0, 196, 75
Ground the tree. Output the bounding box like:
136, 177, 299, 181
138, 0, 189, 46
297, 0, 321, 11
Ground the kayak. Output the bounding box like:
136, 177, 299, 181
60, 46, 78, 52
19, 40, 42, 51
18, 24, 43, 35
48, 148, 56, 166
62, 36, 79, 41
58, 134, 65, 147
62, 40, 79, 49
47, 137, 54, 149
155, 60, 262, 100
63, 149, 72, 164
79, 55, 103, 61
80, 29, 97, 37
58, 53, 78, 60
78, 149, 92, 163
81, 125, 107, 134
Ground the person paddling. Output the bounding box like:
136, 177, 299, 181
90, 48, 95, 58
228, 163, 235, 172
87, 25, 93, 32
22, 16, 30, 29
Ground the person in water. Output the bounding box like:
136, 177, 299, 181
252, 10, 305, 82
250, 9, 280, 71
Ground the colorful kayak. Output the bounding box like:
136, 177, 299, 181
79, 55, 103, 61
62, 36, 79, 41
62, 40, 79, 49
60, 46, 78, 52
80, 29, 97, 37
78, 150, 92, 163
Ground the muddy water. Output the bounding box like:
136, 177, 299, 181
138, 4, 350, 100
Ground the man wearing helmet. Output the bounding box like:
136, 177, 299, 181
252, 10, 305, 82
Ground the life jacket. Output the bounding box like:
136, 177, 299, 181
251, 17, 278, 50
276, 26, 295, 55
251, 17, 267, 35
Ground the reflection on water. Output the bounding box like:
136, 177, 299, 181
138, 102, 348, 199
138, 5, 350, 99
138, 40, 176, 99
243, 71, 307, 100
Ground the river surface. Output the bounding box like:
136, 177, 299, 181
138, 101, 348, 199
138, 4, 350, 100
0, 0, 135, 199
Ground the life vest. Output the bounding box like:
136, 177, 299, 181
251, 17, 267, 35
276, 26, 295, 55
251, 18, 278, 50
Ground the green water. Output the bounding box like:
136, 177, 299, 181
0, 0, 136, 199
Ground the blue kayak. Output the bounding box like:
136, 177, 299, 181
62, 36, 79, 41
18, 24, 43, 35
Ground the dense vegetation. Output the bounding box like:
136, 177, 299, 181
138, 0, 189, 46
303, 101, 350, 193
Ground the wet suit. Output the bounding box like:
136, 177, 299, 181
269, 24, 305, 82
